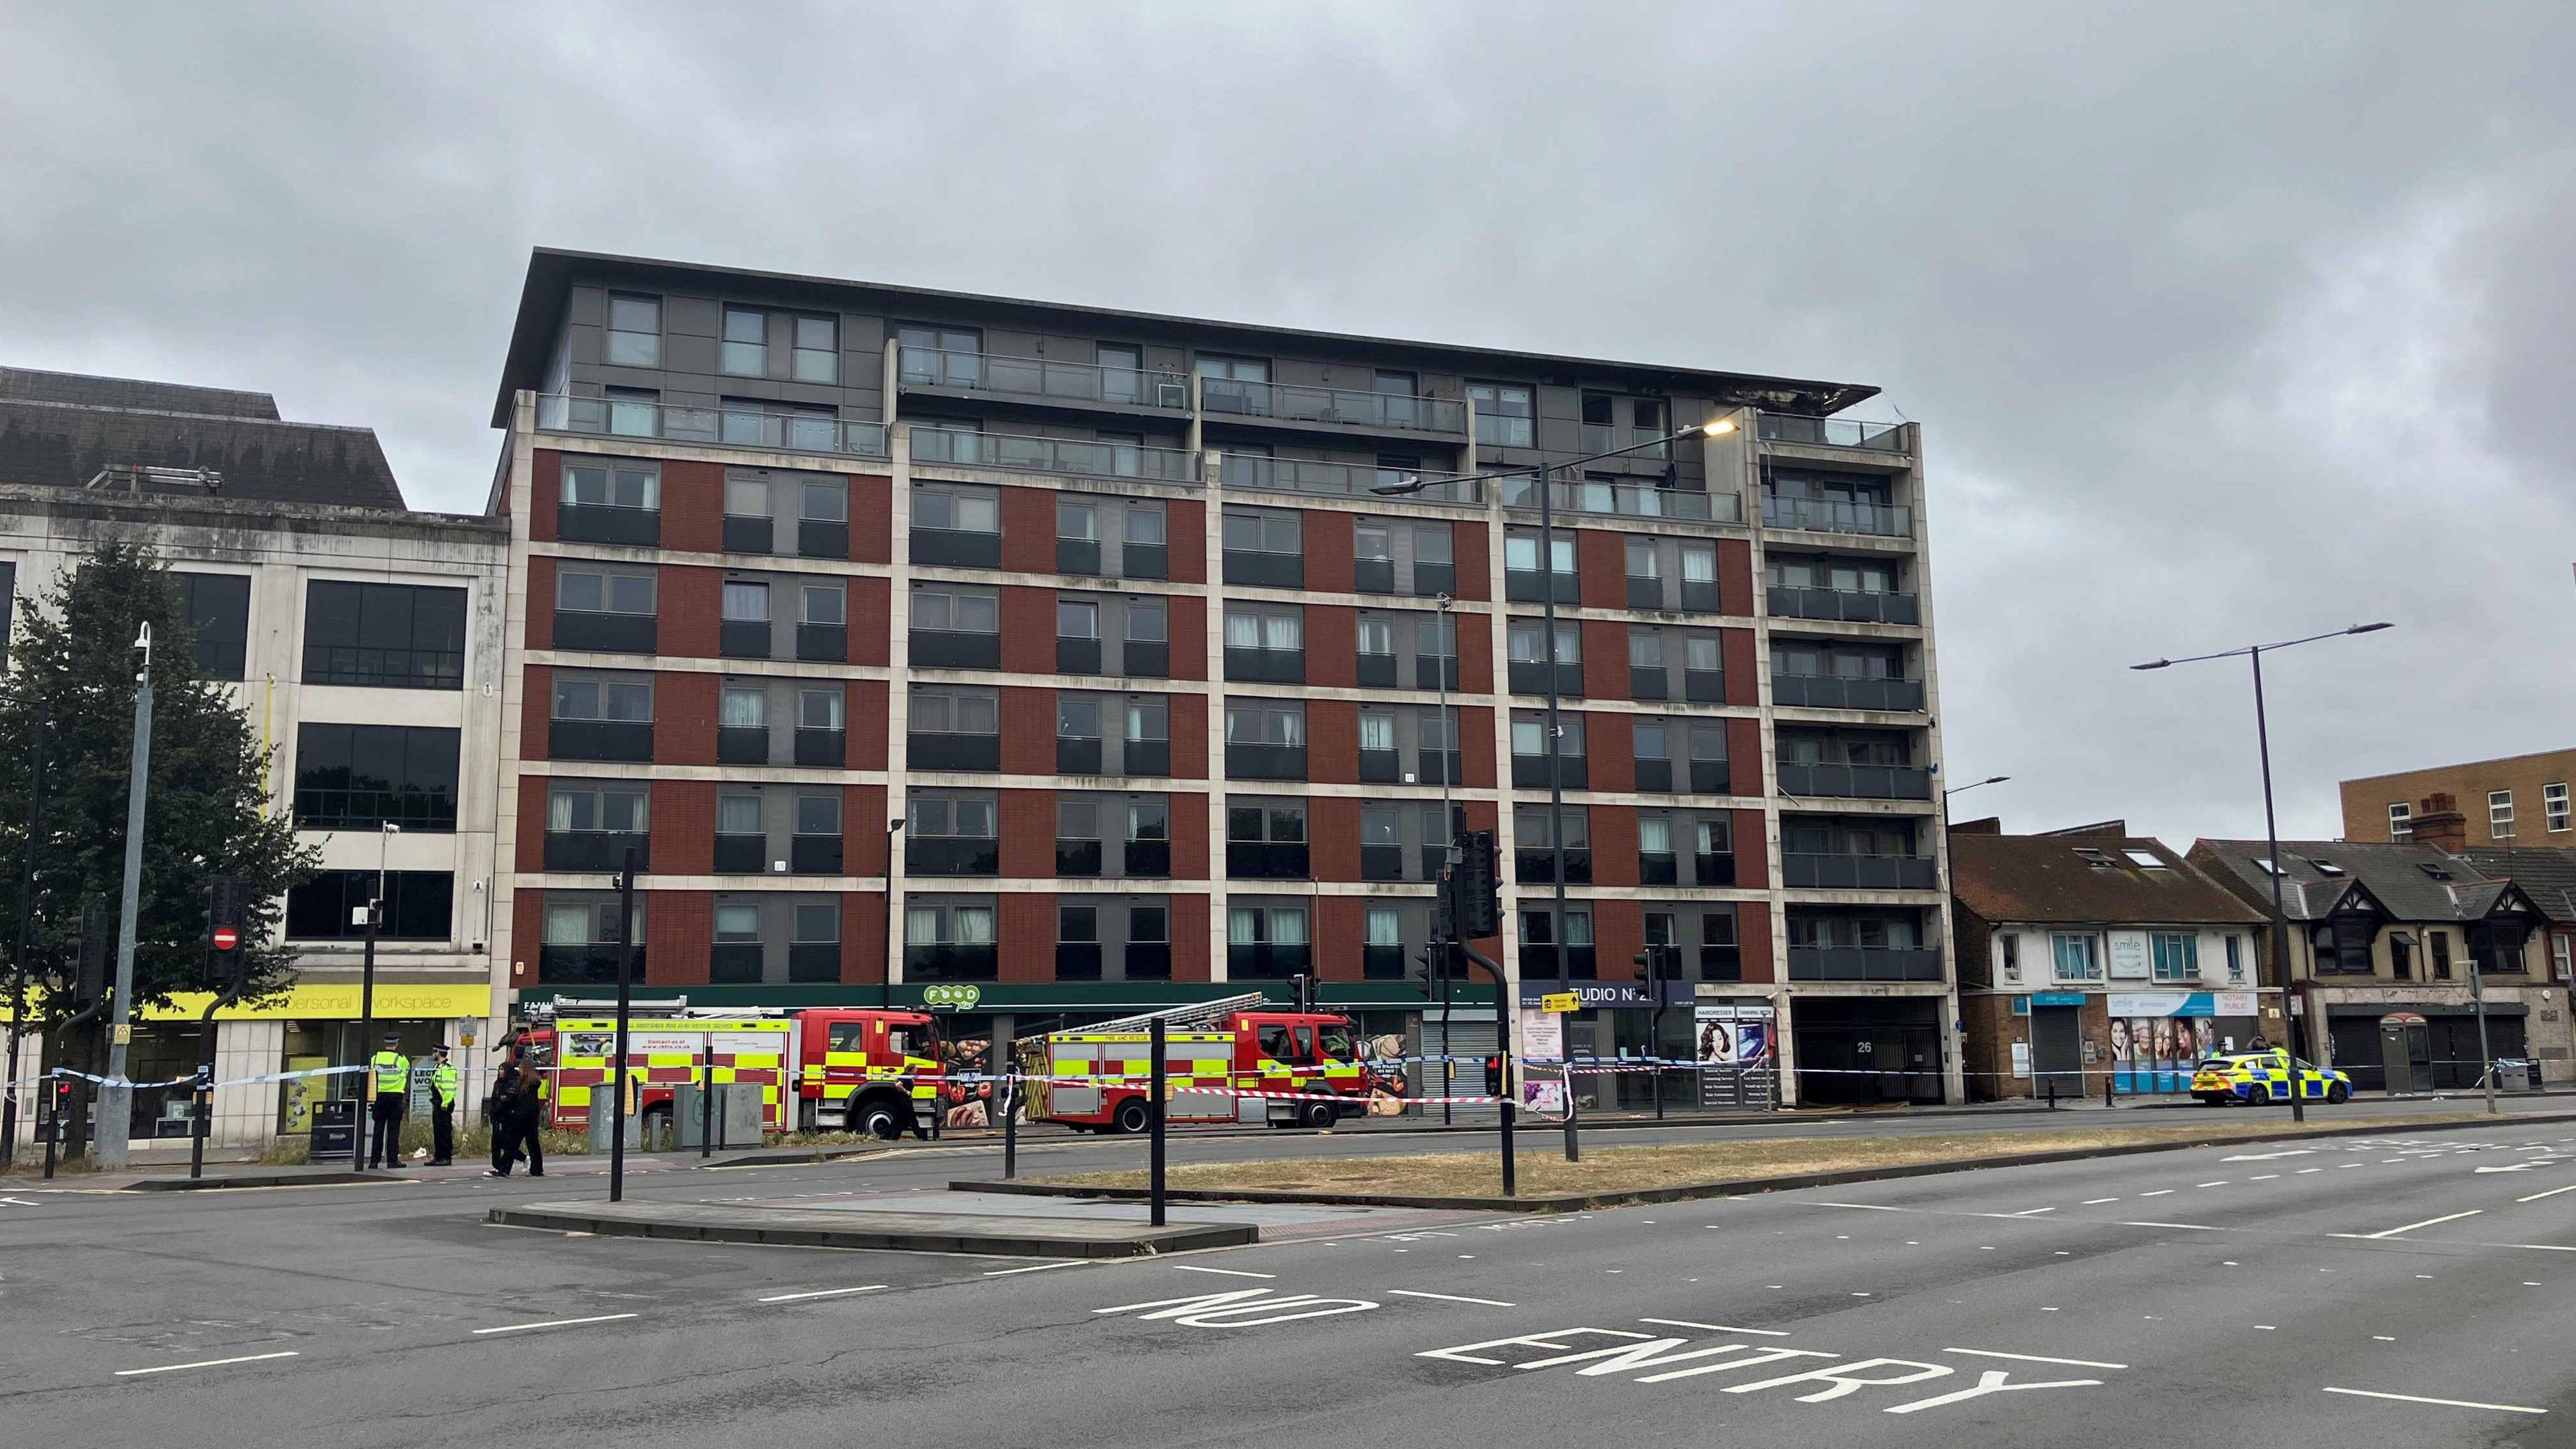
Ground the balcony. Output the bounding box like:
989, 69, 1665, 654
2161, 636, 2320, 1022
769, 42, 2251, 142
1413, 655, 1460, 690
1503, 569, 1581, 605
1503, 474, 1741, 524
719, 620, 771, 659
1766, 585, 1921, 626
1699, 945, 1742, 982
1773, 676, 1925, 712
1635, 757, 1674, 793
1688, 759, 1730, 794
547, 720, 653, 763
910, 732, 1000, 772
789, 835, 844, 874
794, 728, 845, 767
1515, 848, 1592, 885
1758, 415, 1907, 453
1629, 665, 1668, 702
1417, 750, 1465, 787
1055, 839, 1102, 877
1225, 743, 1306, 781
1057, 637, 1104, 674
798, 519, 850, 559
557, 503, 661, 548
1227, 841, 1309, 879
796, 623, 849, 663
899, 345, 1192, 414
537, 394, 889, 460
907, 945, 998, 981
1787, 946, 1943, 982
788, 943, 841, 983
1124, 941, 1173, 979
1762, 496, 1913, 538
553, 610, 655, 655
1124, 839, 1170, 876
1359, 747, 1399, 784
1199, 378, 1465, 437
1360, 843, 1404, 881
1518, 945, 1597, 981
713, 833, 765, 873
910, 526, 1003, 570
1354, 557, 1395, 594
1511, 755, 1587, 790
543, 830, 650, 873
1364, 943, 1409, 981
1053, 941, 1102, 981
718, 726, 769, 765
911, 427, 1199, 484
1224, 455, 1481, 504
1775, 762, 1935, 801
1639, 851, 1677, 885
1224, 647, 1306, 686
1222, 549, 1303, 590
1782, 853, 1938, 890
1122, 641, 1169, 677
1057, 537, 1102, 576
1507, 661, 1585, 698
1056, 736, 1102, 774
537, 943, 643, 985
908, 838, 998, 876
1123, 740, 1171, 777
710, 941, 761, 984
910, 628, 1000, 669
722, 515, 773, 554
1694, 851, 1737, 886
1227, 943, 1312, 980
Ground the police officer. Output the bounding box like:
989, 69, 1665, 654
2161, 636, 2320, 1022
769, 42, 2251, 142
366, 1032, 409, 1169
418, 1044, 460, 1167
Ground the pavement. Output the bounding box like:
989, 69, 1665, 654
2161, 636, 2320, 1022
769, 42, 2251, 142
9, 1098, 2576, 1446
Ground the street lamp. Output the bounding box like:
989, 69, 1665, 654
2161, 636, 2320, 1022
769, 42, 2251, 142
1940, 774, 2010, 830
882, 818, 904, 1009
1378, 415, 1739, 1138
2133, 621, 2393, 1122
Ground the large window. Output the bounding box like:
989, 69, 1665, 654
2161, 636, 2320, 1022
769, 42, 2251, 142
1226, 702, 1305, 746
2051, 933, 2103, 982
1222, 508, 1301, 557
549, 783, 649, 835
913, 586, 998, 634
2491, 790, 2516, 839
559, 566, 654, 617
1505, 532, 1576, 577
722, 307, 769, 376
915, 484, 1000, 535
792, 315, 838, 383
606, 294, 661, 367
1468, 382, 1534, 447
2151, 932, 2199, 983
912, 688, 998, 735
2387, 801, 2411, 841
303, 581, 468, 690
284, 870, 452, 941
561, 458, 659, 511
554, 674, 651, 721
293, 723, 460, 830
175, 572, 251, 680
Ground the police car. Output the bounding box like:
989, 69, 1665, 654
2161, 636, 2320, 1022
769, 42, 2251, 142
2191, 1051, 2353, 1106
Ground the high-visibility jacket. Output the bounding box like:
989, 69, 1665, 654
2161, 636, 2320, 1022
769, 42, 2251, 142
425, 1062, 460, 1110
370, 1050, 410, 1095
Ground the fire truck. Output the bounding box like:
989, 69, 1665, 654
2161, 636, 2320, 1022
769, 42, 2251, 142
515, 1001, 949, 1142
1020, 993, 1391, 1133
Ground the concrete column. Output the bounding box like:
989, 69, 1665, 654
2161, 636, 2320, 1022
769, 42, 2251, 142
885, 426, 916, 993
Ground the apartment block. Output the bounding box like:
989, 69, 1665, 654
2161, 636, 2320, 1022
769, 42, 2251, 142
484, 248, 1962, 1106
2341, 749, 2576, 847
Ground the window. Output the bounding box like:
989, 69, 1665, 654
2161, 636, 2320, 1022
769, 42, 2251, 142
2151, 932, 2199, 983
557, 567, 655, 616
1123, 798, 1169, 847
1228, 906, 1308, 946
2073, 847, 2118, 868
1516, 806, 1588, 851
2429, 930, 2454, 980
1629, 630, 1664, 668
552, 674, 651, 721
796, 793, 842, 837
1126, 698, 1167, 743
292, 724, 461, 830
722, 580, 770, 623
1519, 908, 1594, 947
2051, 933, 2103, 982
725, 476, 769, 518
544, 898, 640, 947
1226, 703, 1305, 745
1698, 818, 1733, 855
1505, 533, 1576, 576
1058, 599, 1099, 640
1356, 523, 1392, 565
1222, 508, 1300, 555
912, 587, 998, 633
714, 904, 760, 949
1635, 720, 1668, 763
2224, 935, 2245, 983
718, 794, 763, 835
912, 688, 997, 734
1625, 539, 1662, 582
915, 485, 1000, 534
802, 583, 845, 627
1638, 817, 1672, 856
1096, 343, 1143, 400
1357, 617, 1395, 658
722, 307, 768, 376
2000, 934, 2021, 982
1365, 906, 1401, 947
285, 871, 452, 942
722, 686, 767, 729
800, 686, 843, 730
2125, 849, 2168, 869
1680, 543, 1716, 586
791, 315, 837, 382
908, 902, 996, 947
562, 459, 659, 510
606, 294, 661, 367
2550, 784, 2571, 833
1228, 802, 1307, 843
898, 326, 981, 383
910, 794, 997, 839
1225, 608, 1301, 651
549, 784, 649, 834
1126, 598, 1167, 643
1358, 712, 1396, 753
603, 386, 656, 435
1414, 525, 1452, 567
2555, 933, 2573, 982
1058, 497, 1096, 543
1684, 636, 1722, 674
174, 572, 251, 680
1058, 697, 1100, 740
1507, 621, 1580, 663
2491, 790, 2516, 838
802, 478, 847, 524
303, 581, 468, 690
1126, 504, 1166, 546
1468, 382, 1534, 447
1511, 714, 1582, 757
2386, 802, 2411, 841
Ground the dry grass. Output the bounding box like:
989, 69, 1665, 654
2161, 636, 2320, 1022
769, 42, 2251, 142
1044, 1113, 2504, 1197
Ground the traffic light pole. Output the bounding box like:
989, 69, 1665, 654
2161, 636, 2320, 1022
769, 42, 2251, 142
1457, 943, 1516, 1197
610, 848, 637, 1203
95, 627, 155, 1171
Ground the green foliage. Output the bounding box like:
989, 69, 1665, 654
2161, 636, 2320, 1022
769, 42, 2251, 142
0, 539, 315, 1024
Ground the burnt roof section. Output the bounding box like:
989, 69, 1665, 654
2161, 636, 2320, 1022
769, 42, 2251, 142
1950, 833, 2264, 927
490, 246, 1880, 427
2190, 839, 2533, 924
0, 369, 405, 511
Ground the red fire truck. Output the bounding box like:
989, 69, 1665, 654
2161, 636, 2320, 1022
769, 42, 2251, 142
515, 1001, 950, 1142
1020, 993, 1393, 1132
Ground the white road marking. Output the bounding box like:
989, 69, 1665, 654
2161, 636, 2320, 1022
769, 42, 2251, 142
2140, 1189, 2175, 1197
2519, 1185, 2576, 1203
2257, 1324, 2275, 1330
2322, 1387, 2545, 1414
2373, 1335, 2396, 1340
2337, 1210, 2484, 1241
1815, 1202, 1904, 1212
1173, 1265, 1277, 1278
2250, 1175, 2280, 1181
1946, 1347, 2129, 1369
1391, 1289, 1517, 1307
984, 1262, 1077, 1276
117, 1351, 300, 1377
472, 1313, 640, 1335
2196, 1181, 2229, 1189
2121, 1222, 2221, 1231
2507, 1244, 2576, 1252
2222, 1149, 2315, 1161
2297, 1168, 2324, 1174
2010, 1207, 2056, 1217
757, 1285, 887, 1303
1642, 1318, 1789, 1336
2080, 1197, 2120, 1205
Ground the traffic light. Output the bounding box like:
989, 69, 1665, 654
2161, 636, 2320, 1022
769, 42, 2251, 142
74, 900, 111, 1008
1483, 1053, 1505, 1096
203, 877, 249, 992
1451, 830, 1501, 938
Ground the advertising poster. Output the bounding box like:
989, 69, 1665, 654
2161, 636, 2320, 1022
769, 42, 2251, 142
2106, 993, 2251, 1092
1694, 1002, 1777, 1110
1517, 1008, 1565, 1114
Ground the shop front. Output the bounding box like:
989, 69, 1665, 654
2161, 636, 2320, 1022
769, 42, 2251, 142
2106, 991, 2263, 1093
1789, 995, 1945, 1106
1517, 981, 1698, 1111
2324, 1000, 2529, 1092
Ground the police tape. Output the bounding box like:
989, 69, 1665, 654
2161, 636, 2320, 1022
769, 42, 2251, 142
11, 1063, 368, 1093
1171, 1083, 1503, 1106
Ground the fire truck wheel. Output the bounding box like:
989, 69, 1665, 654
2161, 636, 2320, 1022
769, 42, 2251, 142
1297, 1094, 1340, 1130
1112, 1098, 1152, 1135
852, 1095, 907, 1141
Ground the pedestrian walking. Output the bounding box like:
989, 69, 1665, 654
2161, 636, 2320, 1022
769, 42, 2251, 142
485, 1057, 522, 1177
420, 1044, 460, 1167
366, 1032, 409, 1169
508, 1049, 547, 1178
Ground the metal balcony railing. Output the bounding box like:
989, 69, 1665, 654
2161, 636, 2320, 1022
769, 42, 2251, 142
910, 427, 1200, 483
536, 394, 890, 460
1503, 474, 1739, 523
1224, 454, 1481, 504
1758, 415, 1908, 452
1199, 377, 1464, 435
1761, 495, 1913, 537
1577, 423, 1671, 458
898, 345, 1191, 411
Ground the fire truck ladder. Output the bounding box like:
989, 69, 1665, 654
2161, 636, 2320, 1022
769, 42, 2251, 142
1083, 992, 1271, 1035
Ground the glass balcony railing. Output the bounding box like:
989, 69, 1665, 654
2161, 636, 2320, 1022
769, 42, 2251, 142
910, 427, 1199, 484
1758, 415, 1908, 452
898, 345, 1192, 412
1199, 377, 1465, 435
1762, 495, 1913, 537
1503, 474, 1739, 523
536, 394, 890, 460
1765, 585, 1921, 626
1224, 454, 1481, 504
1577, 423, 1671, 458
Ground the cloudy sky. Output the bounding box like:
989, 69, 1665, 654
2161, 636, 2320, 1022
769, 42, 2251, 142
3, 1, 2569, 845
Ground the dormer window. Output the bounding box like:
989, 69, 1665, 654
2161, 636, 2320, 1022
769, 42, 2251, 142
2125, 850, 2167, 869
2308, 858, 2346, 877
2074, 848, 2117, 868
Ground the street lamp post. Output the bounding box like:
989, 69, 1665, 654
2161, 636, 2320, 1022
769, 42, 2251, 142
882, 819, 904, 1009
1940, 775, 2010, 832
2133, 622, 2393, 1124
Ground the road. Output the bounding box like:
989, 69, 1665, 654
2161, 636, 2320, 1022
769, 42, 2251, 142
6, 1104, 2576, 1447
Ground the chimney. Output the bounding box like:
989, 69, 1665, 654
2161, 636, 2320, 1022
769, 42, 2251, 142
2411, 792, 2468, 852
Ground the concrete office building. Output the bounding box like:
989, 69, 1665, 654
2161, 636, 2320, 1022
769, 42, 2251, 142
484, 248, 1961, 1106
0, 368, 508, 1154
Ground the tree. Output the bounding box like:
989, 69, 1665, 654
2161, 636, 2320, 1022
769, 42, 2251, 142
0, 541, 315, 1039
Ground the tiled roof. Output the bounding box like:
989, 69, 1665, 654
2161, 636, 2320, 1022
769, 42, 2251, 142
2190, 839, 2517, 924
2459, 847, 2576, 924
1949, 834, 2263, 926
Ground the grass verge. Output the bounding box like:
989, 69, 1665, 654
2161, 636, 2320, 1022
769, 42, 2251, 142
1040, 1112, 2514, 1197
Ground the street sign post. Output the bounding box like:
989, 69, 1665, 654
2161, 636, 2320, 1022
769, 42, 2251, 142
1538, 992, 1579, 1014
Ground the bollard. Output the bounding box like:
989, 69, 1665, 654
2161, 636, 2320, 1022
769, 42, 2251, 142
1148, 1018, 1167, 1228
2104, 1072, 2114, 1110
1002, 1074, 1018, 1181
700, 1054, 714, 1160
1562, 1066, 1580, 1163
2045, 1076, 2057, 1111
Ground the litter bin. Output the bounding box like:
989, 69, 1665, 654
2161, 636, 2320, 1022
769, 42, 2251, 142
2499, 1059, 2541, 1092
674, 1083, 765, 1148
310, 1099, 358, 1163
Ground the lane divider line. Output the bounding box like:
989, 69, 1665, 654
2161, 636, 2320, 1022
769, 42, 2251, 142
117, 1351, 301, 1377
984, 1262, 1077, 1276
1173, 1265, 1277, 1279
757, 1285, 888, 1303
472, 1313, 640, 1336
2121, 1222, 2221, 1231
1392, 1290, 1517, 1307
1642, 1318, 1788, 1336
2339, 1210, 2484, 1241
1945, 1347, 2129, 1370
2323, 1387, 2545, 1415
2518, 1185, 2576, 1203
